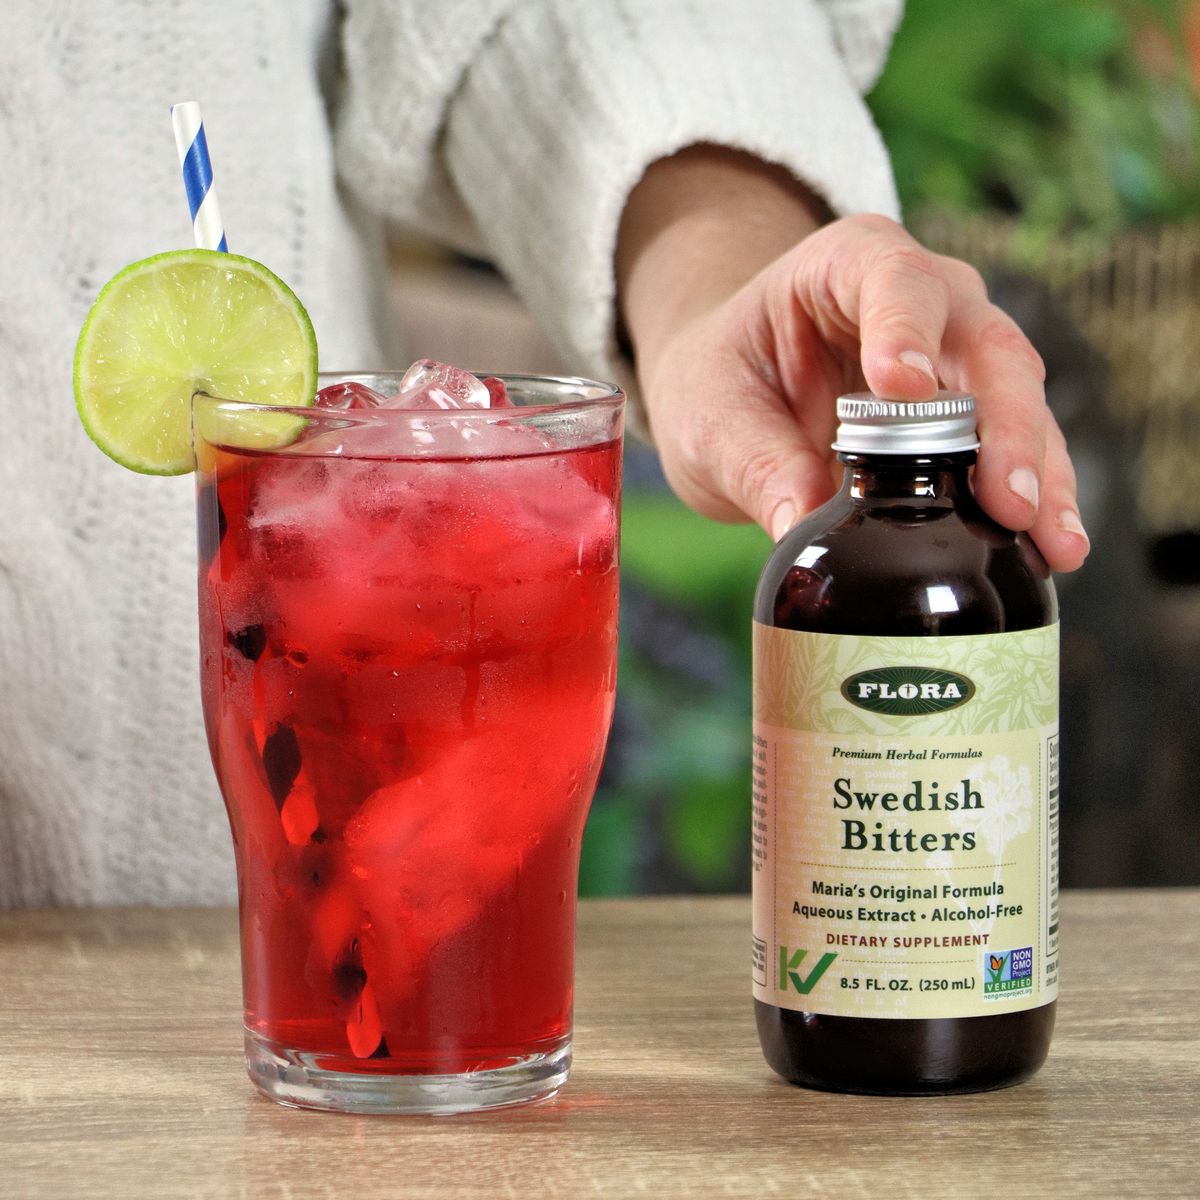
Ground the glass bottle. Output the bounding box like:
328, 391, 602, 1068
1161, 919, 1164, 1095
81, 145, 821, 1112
752, 393, 1059, 1094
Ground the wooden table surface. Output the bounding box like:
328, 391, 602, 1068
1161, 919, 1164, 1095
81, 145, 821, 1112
2, 892, 1196, 1199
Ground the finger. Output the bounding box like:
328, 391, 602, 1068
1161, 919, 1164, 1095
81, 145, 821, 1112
855, 243, 951, 401
792, 216, 950, 400
1027, 415, 1089, 572
659, 400, 837, 541
940, 300, 1048, 532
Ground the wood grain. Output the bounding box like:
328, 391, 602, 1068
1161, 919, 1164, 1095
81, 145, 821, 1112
1, 893, 1196, 1199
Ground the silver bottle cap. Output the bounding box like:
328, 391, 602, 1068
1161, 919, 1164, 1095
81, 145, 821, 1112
832, 391, 980, 455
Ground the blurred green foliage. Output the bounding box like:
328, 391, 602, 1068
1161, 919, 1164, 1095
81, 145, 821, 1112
578, 494, 770, 895
619, 496, 769, 656
869, 0, 1200, 245
580, 1, 1200, 897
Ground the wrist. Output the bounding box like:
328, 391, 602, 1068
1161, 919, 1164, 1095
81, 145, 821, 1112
615, 144, 827, 369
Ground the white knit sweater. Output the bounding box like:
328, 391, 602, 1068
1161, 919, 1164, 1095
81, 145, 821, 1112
0, 0, 901, 905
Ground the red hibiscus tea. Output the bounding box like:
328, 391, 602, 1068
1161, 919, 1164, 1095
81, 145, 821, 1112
194, 371, 623, 1113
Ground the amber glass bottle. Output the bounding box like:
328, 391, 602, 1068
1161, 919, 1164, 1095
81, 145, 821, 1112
751, 393, 1059, 1094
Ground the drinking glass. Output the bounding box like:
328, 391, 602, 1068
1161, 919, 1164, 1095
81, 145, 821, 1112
193, 373, 623, 1113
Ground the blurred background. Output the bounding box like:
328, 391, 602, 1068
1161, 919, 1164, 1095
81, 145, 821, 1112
389, 0, 1200, 892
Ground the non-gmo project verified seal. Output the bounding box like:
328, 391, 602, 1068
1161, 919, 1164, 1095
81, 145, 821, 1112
983, 947, 1034, 997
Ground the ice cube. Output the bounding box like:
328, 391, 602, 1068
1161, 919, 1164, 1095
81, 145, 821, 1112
300, 363, 496, 457
482, 376, 513, 408
280, 775, 320, 845
248, 459, 331, 533
315, 381, 388, 409
387, 359, 491, 410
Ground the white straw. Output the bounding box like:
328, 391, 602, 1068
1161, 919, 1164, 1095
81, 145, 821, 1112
170, 101, 228, 252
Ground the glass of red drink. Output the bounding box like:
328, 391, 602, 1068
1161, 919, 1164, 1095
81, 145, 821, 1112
193, 373, 623, 1113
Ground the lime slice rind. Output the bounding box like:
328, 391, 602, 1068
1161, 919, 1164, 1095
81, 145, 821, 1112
74, 249, 318, 475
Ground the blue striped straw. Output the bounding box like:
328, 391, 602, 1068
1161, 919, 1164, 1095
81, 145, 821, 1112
170, 101, 228, 252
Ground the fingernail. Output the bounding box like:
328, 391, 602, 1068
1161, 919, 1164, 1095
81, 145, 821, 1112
898, 350, 937, 385
1058, 509, 1090, 550
1007, 468, 1040, 511
769, 500, 797, 543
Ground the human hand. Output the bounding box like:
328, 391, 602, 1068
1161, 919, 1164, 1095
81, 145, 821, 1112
616, 148, 1089, 572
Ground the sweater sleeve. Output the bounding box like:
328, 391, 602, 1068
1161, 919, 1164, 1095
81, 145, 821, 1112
335, 0, 902, 394
815, 0, 905, 92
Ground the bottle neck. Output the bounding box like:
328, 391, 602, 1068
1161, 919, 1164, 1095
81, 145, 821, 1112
836, 451, 977, 503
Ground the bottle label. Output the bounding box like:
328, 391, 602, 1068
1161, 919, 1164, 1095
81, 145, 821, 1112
752, 623, 1059, 1019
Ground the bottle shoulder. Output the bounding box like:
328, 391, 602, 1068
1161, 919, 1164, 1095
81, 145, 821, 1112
754, 496, 1057, 635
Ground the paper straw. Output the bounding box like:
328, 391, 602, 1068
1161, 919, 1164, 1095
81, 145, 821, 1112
170, 101, 228, 252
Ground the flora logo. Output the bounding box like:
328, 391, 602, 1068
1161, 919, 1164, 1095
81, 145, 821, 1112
841, 667, 975, 715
